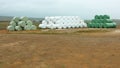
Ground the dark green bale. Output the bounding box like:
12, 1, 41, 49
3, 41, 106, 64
103, 15, 110, 19
95, 15, 100, 19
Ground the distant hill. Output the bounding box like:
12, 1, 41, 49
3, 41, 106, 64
0, 16, 120, 25
113, 19, 120, 26
0, 16, 44, 22
0, 16, 12, 21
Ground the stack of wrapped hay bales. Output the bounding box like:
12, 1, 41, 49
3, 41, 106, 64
39, 16, 87, 29
7, 16, 37, 31
88, 15, 116, 28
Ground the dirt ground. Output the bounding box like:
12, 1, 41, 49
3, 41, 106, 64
0, 29, 120, 68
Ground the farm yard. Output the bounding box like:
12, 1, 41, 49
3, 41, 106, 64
0, 0, 120, 67
0, 20, 120, 68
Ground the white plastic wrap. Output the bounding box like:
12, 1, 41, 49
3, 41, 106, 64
7, 16, 37, 31
39, 16, 87, 29
12, 17, 20, 23
10, 21, 16, 26
26, 20, 33, 25
18, 21, 26, 27
31, 25, 37, 30
15, 26, 22, 31
7, 25, 15, 31
20, 16, 28, 21
24, 25, 31, 30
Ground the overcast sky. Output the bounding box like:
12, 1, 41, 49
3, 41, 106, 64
0, 0, 120, 19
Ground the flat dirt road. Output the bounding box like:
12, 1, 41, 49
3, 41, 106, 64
0, 29, 120, 68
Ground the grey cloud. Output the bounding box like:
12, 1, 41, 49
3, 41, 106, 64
0, 0, 120, 19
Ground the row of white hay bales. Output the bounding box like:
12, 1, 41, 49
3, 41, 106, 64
7, 16, 87, 31
7, 16, 37, 31
39, 16, 87, 29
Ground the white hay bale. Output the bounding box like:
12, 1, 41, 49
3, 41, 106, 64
57, 25, 62, 29
51, 24, 60, 29
52, 24, 57, 29
71, 24, 76, 28
67, 24, 72, 28
31, 25, 37, 30
20, 16, 28, 21
42, 20, 47, 24
81, 22, 87, 27
15, 26, 22, 31
46, 24, 53, 28
54, 24, 59, 29
39, 16, 86, 29
63, 25, 67, 29
24, 25, 31, 30
18, 21, 26, 27
39, 24, 46, 28
75, 23, 80, 28
7, 25, 15, 31
26, 20, 33, 25
48, 21, 54, 24
59, 24, 66, 29
49, 25, 55, 29
9, 21, 16, 26
12, 17, 20, 23
78, 23, 83, 28
55, 20, 61, 24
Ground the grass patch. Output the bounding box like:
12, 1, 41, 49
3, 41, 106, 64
5, 28, 115, 35
75, 28, 112, 33
0, 22, 9, 30
61, 64, 66, 68
0, 61, 4, 68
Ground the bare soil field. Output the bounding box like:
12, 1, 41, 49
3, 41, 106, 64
0, 28, 120, 68
0, 21, 120, 68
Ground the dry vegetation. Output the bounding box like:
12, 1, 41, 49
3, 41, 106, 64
0, 21, 120, 68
